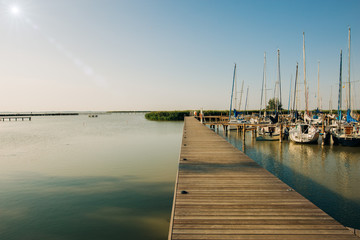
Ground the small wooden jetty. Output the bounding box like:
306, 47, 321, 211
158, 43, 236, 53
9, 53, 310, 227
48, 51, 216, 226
168, 117, 359, 240
0, 113, 79, 122
1, 117, 31, 121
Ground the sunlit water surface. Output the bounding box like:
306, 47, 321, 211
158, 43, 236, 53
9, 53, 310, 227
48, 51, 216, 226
0, 113, 183, 240
217, 128, 360, 229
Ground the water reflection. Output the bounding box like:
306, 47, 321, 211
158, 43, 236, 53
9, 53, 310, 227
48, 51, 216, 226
0, 113, 183, 240
217, 129, 360, 229
0, 174, 173, 240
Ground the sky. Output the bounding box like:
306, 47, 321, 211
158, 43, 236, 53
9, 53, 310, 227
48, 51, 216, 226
0, 0, 359, 112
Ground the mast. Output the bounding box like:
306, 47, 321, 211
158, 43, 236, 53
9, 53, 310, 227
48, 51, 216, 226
303, 32, 308, 113
293, 63, 299, 112
288, 75, 292, 114
273, 49, 281, 113
348, 26, 351, 110
260, 52, 266, 117
264, 55, 267, 117
317, 61, 320, 110
296, 64, 300, 111
329, 86, 333, 114
229, 64, 236, 119
338, 50, 343, 121
234, 69, 238, 110
244, 86, 249, 114
277, 49, 282, 110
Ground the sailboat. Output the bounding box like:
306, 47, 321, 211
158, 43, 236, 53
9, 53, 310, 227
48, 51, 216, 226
228, 64, 249, 129
252, 52, 271, 125
331, 122, 360, 146
330, 28, 360, 147
289, 123, 320, 143
256, 50, 283, 141
304, 61, 323, 125
289, 33, 320, 144
344, 27, 358, 125
256, 124, 281, 141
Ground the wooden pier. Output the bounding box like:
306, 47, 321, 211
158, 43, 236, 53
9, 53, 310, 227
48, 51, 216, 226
1, 117, 31, 121
168, 117, 359, 240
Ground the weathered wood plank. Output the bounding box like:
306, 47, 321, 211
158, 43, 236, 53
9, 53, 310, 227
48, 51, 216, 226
173, 224, 345, 230
172, 234, 357, 240
172, 229, 353, 235
173, 219, 340, 225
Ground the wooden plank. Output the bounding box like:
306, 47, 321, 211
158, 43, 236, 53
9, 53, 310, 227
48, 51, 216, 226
172, 229, 353, 235
173, 219, 340, 225
172, 234, 357, 240
168, 117, 359, 239
173, 224, 346, 230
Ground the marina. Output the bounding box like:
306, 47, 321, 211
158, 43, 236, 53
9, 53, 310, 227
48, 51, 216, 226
196, 113, 359, 146
1, 1, 359, 239
168, 117, 359, 239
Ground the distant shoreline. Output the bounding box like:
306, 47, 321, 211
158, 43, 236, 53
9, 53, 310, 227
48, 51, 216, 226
0, 111, 151, 117
0, 113, 79, 117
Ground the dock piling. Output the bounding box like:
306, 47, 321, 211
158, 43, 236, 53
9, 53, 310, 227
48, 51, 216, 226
242, 123, 245, 140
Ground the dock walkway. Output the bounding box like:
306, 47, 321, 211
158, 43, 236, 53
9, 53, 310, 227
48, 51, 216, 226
168, 117, 359, 240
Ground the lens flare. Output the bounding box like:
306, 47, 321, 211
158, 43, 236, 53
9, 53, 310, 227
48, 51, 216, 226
10, 6, 20, 15
4, 3, 107, 87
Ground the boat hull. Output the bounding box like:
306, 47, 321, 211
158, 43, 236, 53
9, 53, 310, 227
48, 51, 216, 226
256, 134, 280, 141
332, 134, 360, 147
289, 132, 319, 144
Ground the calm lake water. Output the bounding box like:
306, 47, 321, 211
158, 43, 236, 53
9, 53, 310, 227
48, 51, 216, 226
0, 113, 183, 240
217, 128, 360, 229
1, 114, 359, 240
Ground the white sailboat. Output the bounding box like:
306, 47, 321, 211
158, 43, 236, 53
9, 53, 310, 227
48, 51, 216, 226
289, 123, 319, 143
289, 33, 320, 144
257, 50, 282, 141
228, 64, 249, 129
256, 124, 281, 141
304, 61, 323, 125
253, 52, 271, 125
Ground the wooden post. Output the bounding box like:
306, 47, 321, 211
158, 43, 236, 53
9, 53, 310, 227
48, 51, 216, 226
321, 118, 325, 146
242, 124, 246, 140
279, 124, 283, 143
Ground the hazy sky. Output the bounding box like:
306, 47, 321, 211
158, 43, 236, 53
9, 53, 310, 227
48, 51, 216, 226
0, 0, 359, 111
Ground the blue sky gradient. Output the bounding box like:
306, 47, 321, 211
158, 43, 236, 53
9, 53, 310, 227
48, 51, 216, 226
0, 0, 359, 111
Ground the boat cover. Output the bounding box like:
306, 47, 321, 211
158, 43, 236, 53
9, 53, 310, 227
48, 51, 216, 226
346, 109, 357, 123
